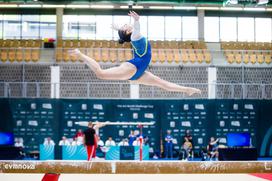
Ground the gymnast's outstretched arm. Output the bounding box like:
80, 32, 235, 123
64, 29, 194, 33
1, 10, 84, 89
129, 11, 142, 41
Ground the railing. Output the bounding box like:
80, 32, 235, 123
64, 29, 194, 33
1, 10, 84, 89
0, 81, 271, 99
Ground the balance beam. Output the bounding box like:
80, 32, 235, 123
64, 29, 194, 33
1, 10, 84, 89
0, 161, 271, 174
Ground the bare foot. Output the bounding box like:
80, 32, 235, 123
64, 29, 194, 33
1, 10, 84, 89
185, 87, 201, 96
68, 49, 84, 62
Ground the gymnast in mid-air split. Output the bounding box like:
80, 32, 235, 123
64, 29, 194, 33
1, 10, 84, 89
69, 11, 201, 96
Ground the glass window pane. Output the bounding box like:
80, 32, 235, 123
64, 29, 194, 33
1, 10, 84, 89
63, 15, 78, 39
165, 16, 181, 40
113, 15, 130, 40
220, 17, 237, 41
22, 15, 39, 39
148, 16, 164, 40
96, 15, 112, 40
40, 15, 56, 39
205, 17, 219, 42
238, 17, 254, 42
139, 16, 148, 38
255, 18, 271, 42
182, 16, 198, 40
3, 15, 21, 39
78, 15, 96, 39
0, 15, 3, 39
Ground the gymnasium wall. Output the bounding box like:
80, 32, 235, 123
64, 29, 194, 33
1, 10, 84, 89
0, 98, 272, 157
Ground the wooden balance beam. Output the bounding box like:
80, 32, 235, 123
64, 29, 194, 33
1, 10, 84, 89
0, 161, 271, 174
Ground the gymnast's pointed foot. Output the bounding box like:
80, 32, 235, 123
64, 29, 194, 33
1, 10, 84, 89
68, 49, 85, 62
185, 87, 201, 96
68, 48, 81, 57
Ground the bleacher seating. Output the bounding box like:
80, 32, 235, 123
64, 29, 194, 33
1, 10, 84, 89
56, 40, 212, 64
221, 42, 272, 64
0, 39, 42, 63
56, 39, 132, 63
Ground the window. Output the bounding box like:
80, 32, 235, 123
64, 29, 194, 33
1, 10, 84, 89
96, 15, 113, 40
204, 17, 219, 42
220, 17, 237, 41
238, 17, 254, 42
0, 15, 3, 39
3, 15, 21, 39
182, 16, 198, 40
63, 15, 78, 39
40, 15, 56, 39
22, 15, 40, 39
165, 16, 181, 40
139, 16, 148, 38
78, 15, 96, 39
113, 15, 130, 40
255, 18, 271, 42
148, 16, 164, 40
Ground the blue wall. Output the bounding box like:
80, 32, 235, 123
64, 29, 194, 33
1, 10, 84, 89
0, 98, 271, 157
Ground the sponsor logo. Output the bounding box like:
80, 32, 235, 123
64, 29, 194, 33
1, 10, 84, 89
1, 163, 35, 170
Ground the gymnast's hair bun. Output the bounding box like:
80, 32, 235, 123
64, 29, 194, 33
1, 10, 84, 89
118, 30, 131, 44
118, 39, 125, 44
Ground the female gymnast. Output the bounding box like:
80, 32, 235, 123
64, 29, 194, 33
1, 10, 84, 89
69, 11, 201, 96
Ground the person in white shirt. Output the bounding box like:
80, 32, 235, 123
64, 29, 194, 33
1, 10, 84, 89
43, 137, 55, 146
14, 138, 24, 148
74, 129, 84, 143
105, 137, 116, 147
58, 136, 70, 146
118, 138, 129, 146
71, 137, 82, 146
133, 137, 145, 146
97, 136, 104, 147
133, 137, 142, 146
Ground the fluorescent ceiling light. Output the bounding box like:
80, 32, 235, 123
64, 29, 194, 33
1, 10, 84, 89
197, 7, 220, 10
19, 4, 42, 8
244, 7, 266, 11
120, 5, 129, 9
120, 5, 143, 9
66, 4, 90, 8
131, 6, 143, 9
43, 5, 66, 8
90, 5, 114, 9
0, 4, 18, 8
257, 0, 269, 5
220, 7, 243, 11
149, 6, 173, 10
266, 8, 272, 11
173, 6, 196, 10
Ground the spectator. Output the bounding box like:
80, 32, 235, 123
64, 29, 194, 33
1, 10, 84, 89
184, 129, 193, 147
132, 137, 143, 146
71, 137, 82, 146
97, 136, 104, 147
207, 137, 219, 161
118, 138, 129, 146
128, 130, 136, 146
105, 137, 116, 147
164, 130, 173, 159
143, 135, 149, 146
180, 137, 193, 160
43, 137, 55, 146
96, 136, 105, 158
74, 129, 84, 143
200, 147, 208, 161
14, 138, 24, 148
58, 136, 70, 146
